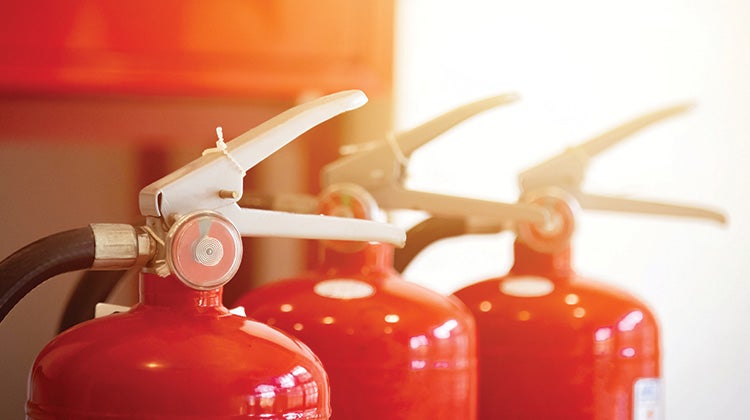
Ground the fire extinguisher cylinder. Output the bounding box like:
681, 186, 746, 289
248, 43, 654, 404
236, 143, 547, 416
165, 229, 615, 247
0, 90, 408, 419
450, 103, 726, 419
234, 184, 479, 419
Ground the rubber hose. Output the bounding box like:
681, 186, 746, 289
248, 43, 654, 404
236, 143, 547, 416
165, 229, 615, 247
394, 217, 467, 273
58, 269, 129, 333
0, 227, 95, 322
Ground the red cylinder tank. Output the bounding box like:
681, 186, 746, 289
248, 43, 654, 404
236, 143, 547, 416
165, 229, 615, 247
453, 240, 661, 420
233, 187, 477, 419
28, 272, 331, 419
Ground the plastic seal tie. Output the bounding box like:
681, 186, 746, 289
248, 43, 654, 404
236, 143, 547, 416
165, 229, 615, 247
142, 225, 165, 246
385, 131, 410, 168
203, 127, 246, 176
142, 225, 169, 276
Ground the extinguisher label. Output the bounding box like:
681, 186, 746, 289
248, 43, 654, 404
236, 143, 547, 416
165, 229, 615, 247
94, 302, 131, 318
633, 377, 663, 420
499, 276, 555, 297
314, 279, 376, 300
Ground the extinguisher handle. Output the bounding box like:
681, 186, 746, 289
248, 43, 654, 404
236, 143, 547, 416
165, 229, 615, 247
372, 186, 548, 225
518, 103, 692, 193
137, 90, 405, 247
322, 93, 518, 191
322, 93, 547, 225
219, 205, 404, 245
572, 192, 726, 224
513, 102, 728, 232
140, 90, 365, 219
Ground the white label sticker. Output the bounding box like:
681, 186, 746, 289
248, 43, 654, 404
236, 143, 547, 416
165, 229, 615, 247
500, 276, 555, 297
94, 302, 130, 318
314, 279, 376, 300
633, 377, 662, 420
228, 306, 247, 317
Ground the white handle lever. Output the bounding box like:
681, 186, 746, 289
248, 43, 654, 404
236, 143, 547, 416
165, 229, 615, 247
509, 102, 728, 253
395, 93, 519, 157
323, 93, 519, 190
573, 192, 726, 224
519, 103, 692, 191
138, 90, 406, 248
323, 93, 544, 224
140, 90, 367, 219
219, 206, 405, 246
372, 186, 547, 226
516, 102, 728, 225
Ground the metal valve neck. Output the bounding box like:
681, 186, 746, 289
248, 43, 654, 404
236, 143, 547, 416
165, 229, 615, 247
317, 242, 395, 277
314, 183, 395, 276
510, 240, 574, 281
139, 272, 228, 312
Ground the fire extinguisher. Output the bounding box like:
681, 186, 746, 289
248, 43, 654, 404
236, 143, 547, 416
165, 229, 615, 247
449, 104, 726, 419
0, 90, 406, 419
233, 94, 547, 419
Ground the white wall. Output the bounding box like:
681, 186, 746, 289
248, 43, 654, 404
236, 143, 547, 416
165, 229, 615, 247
395, 1, 749, 419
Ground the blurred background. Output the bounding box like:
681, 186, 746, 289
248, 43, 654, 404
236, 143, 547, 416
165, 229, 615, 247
0, 1, 747, 418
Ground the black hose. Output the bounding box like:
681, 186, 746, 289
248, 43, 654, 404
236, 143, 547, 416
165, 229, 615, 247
394, 217, 467, 273
0, 227, 95, 322
58, 269, 129, 333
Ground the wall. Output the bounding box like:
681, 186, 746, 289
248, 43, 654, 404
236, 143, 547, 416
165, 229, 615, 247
0, 142, 136, 418
395, 1, 749, 419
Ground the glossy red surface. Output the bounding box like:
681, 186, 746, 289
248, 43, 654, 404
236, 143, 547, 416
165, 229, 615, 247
453, 241, 660, 420
28, 273, 330, 419
234, 242, 478, 419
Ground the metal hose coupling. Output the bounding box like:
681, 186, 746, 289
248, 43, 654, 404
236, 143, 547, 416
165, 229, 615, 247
90, 224, 155, 270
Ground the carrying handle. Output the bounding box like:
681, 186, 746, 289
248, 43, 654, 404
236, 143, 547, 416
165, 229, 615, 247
322, 93, 547, 224
573, 192, 726, 224
519, 103, 692, 191
518, 103, 726, 226
138, 90, 405, 247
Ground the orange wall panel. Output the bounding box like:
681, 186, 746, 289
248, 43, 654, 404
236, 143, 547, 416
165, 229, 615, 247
0, 1, 393, 99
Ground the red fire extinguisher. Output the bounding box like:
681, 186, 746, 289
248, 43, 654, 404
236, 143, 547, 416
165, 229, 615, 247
234, 94, 547, 419
0, 90, 406, 419
450, 104, 726, 419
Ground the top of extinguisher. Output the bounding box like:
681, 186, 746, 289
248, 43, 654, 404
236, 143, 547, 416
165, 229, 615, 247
320, 93, 548, 226
390, 103, 728, 271
512, 103, 726, 253
0, 90, 409, 325
132, 90, 406, 289
517, 103, 726, 221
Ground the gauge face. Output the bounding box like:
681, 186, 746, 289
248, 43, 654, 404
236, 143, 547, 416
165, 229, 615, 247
166, 211, 243, 290
517, 188, 579, 254
318, 184, 379, 253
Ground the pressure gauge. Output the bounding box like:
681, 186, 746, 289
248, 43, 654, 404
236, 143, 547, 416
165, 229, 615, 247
166, 211, 243, 290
